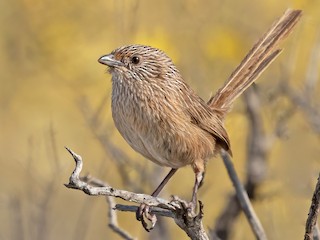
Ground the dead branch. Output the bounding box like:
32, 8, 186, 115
65, 147, 209, 240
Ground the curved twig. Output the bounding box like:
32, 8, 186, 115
65, 147, 209, 240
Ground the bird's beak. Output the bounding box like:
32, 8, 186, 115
98, 54, 124, 67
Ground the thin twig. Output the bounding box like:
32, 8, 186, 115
78, 175, 136, 240
115, 204, 174, 218
304, 174, 320, 240
220, 150, 267, 240
213, 86, 270, 239
106, 196, 136, 240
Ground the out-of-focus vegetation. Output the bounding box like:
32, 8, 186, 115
0, 0, 319, 239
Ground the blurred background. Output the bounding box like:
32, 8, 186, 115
1, 0, 319, 239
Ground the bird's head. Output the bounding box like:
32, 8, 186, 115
98, 45, 180, 82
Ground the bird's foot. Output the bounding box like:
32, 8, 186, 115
136, 203, 157, 232
171, 195, 198, 217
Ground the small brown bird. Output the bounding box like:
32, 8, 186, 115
99, 44, 231, 213
98, 9, 301, 229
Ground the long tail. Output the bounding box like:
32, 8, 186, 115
208, 9, 302, 112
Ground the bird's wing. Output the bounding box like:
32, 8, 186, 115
184, 95, 231, 155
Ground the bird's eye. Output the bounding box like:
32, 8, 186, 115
131, 56, 140, 64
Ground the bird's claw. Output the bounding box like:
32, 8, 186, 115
136, 203, 157, 232
170, 195, 198, 216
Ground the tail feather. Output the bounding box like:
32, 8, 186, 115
208, 9, 302, 112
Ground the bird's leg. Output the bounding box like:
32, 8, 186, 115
189, 170, 205, 214
136, 168, 178, 231
151, 168, 178, 197
189, 160, 206, 214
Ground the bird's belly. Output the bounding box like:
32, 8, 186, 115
113, 114, 183, 167
112, 104, 215, 168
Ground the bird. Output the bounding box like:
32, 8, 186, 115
98, 9, 301, 230
99, 44, 231, 216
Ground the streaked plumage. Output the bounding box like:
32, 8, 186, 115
108, 45, 230, 169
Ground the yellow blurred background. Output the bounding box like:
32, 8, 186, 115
1, 0, 319, 239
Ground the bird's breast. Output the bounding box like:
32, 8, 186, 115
111, 78, 215, 168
